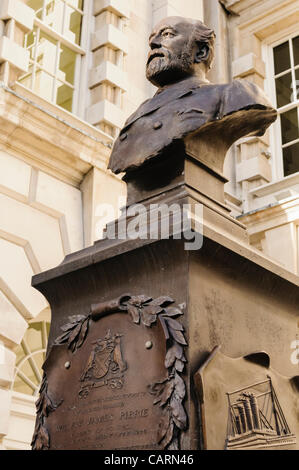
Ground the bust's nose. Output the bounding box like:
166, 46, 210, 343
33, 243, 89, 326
149, 34, 161, 50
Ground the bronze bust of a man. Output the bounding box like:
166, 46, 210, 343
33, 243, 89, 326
108, 17, 277, 176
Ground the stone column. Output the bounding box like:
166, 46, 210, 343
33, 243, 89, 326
86, 0, 129, 137
225, 0, 273, 213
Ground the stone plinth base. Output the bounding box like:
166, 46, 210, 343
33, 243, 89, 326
31, 204, 299, 450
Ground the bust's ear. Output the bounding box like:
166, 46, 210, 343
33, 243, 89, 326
194, 42, 209, 64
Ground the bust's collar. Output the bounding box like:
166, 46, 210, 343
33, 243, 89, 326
154, 75, 209, 96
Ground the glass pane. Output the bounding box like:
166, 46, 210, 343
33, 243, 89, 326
280, 108, 299, 145
295, 69, 299, 101
66, 0, 84, 10
26, 0, 43, 18
13, 322, 49, 396
58, 45, 76, 84
274, 41, 291, 75
26, 28, 37, 48
283, 142, 299, 176
21, 361, 37, 387
18, 65, 34, 88
27, 322, 42, 348
29, 43, 36, 61
36, 31, 57, 74
275, 72, 293, 108
33, 351, 44, 372
25, 27, 38, 61
56, 81, 73, 111
64, 5, 83, 45
13, 374, 36, 395
33, 68, 54, 101
44, 0, 64, 34
293, 35, 299, 66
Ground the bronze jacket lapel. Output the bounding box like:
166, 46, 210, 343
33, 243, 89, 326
121, 77, 203, 133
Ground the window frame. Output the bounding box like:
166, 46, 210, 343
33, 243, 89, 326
13, 319, 50, 397
20, 0, 87, 116
264, 25, 299, 181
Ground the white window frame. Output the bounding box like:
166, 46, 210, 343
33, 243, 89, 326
20, 0, 89, 116
263, 24, 299, 182
13, 319, 50, 397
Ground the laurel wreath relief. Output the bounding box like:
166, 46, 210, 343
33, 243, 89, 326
32, 294, 187, 451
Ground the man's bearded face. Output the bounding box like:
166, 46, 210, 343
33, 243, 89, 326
146, 19, 196, 88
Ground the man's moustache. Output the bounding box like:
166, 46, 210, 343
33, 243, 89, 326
147, 50, 169, 66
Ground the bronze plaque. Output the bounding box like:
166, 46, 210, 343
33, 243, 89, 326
32, 295, 187, 450
43, 314, 167, 450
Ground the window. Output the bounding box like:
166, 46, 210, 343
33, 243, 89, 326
19, 0, 85, 114
271, 34, 299, 177
13, 320, 50, 396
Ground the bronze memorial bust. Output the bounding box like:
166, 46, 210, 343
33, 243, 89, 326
108, 16, 277, 178
30, 16, 299, 453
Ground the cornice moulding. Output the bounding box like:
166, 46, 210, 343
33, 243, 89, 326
250, 173, 299, 198
239, 197, 299, 234
235, 0, 298, 35
0, 85, 114, 188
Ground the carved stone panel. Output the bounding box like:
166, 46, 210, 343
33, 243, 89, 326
194, 348, 298, 450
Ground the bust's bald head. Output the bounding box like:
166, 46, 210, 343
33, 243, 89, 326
146, 17, 215, 87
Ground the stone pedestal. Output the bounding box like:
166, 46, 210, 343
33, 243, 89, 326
31, 137, 299, 450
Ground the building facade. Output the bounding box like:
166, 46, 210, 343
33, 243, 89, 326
0, 0, 298, 450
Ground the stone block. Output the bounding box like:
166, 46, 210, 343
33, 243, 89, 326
0, 0, 34, 32
94, 0, 130, 19
236, 155, 272, 183
0, 290, 27, 347
35, 171, 83, 254
92, 24, 129, 54
0, 193, 64, 272
0, 36, 29, 73
232, 53, 266, 79
0, 346, 15, 388
0, 237, 48, 319
0, 152, 31, 201
0, 388, 12, 436
86, 99, 125, 129
89, 61, 128, 91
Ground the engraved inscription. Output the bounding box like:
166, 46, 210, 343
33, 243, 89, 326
120, 408, 149, 420
52, 390, 157, 449
44, 313, 169, 450
79, 330, 127, 398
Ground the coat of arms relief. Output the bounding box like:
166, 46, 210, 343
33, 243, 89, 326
79, 330, 127, 398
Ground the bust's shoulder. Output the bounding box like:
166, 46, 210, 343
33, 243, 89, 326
194, 79, 266, 99
223, 79, 267, 99
219, 79, 274, 115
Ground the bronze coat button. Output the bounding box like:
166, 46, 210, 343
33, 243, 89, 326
120, 133, 128, 141
153, 121, 163, 130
